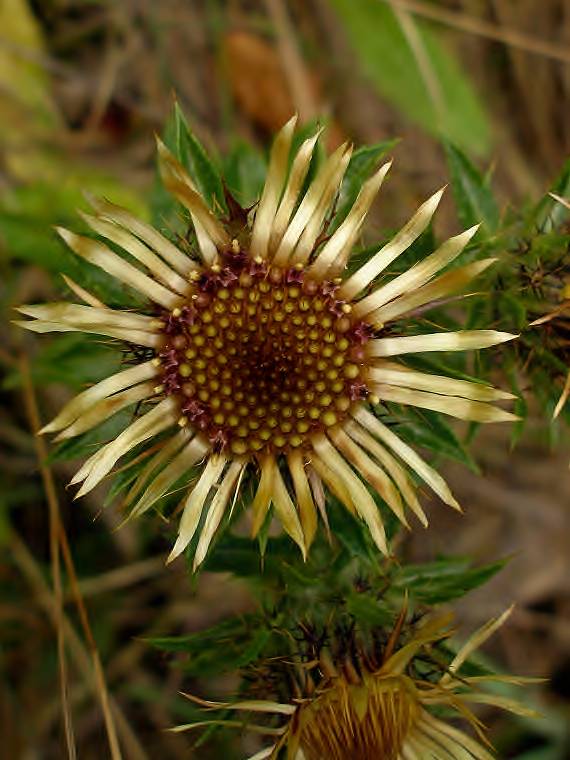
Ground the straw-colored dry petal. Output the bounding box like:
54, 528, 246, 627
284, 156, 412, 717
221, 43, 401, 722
353, 407, 460, 510
353, 224, 479, 318
311, 160, 392, 278
56, 228, 181, 309
339, 187, 446, 300
369, 362, 515, 402
86, 193, 197, 275
272, 142, 350, 265
369, 330, 517, 357
371, 384, 518, 423
40, 361, 158, 434
168, 454, 227, 563
80, 212, 190, 295
372, 258, 497, 325
251, 114, 298, 259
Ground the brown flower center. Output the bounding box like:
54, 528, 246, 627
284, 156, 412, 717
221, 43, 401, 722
158, 252, 374, 456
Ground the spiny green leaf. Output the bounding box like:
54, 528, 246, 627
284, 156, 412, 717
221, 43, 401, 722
202, 533, 292, 579
393, 557, 508, 603
328, 496, 377, 562
235, 627, 273, 667
393, 409, 479, 472
147, 615, 251, 653
171, 102, 226, 212
223, 140, 266, 207
445, 142, 499, 233
532, 158, 570, 232
346, 593, 394, 627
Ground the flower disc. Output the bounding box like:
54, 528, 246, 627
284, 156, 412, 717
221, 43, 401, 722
159, 251, 373, 456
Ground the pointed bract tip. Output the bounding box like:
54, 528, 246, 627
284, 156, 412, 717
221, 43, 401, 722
310, 125, 325, 142
154, 134, 170, 155
54, 429, 73, 442
447, 495, 462, 512
283, 113, 299, 130
74, 482, 92, 499
55, 226, 74, 245
39, 421, 57, 435
434, 185, 447, 200
459, 223, 481, 241
165, 545, 182, 565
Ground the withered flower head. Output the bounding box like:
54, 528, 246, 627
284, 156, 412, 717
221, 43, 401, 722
178, 608, 538, 759
17, 116, 517, 565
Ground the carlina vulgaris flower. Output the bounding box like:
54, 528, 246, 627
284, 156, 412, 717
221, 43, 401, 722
173, 606, 540, 759
16, 114, 518, 567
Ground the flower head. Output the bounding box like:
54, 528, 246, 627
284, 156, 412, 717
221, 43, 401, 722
176, 607, 538, 759
17, 115, 517, 565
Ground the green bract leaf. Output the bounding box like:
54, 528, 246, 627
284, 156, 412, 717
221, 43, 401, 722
170, 103, 226, 212
328, 0, 491, 153
346, 593, 394, 627
531, 157, 570, 232
445, 142, 499, 233
201, 533, 291, 579
393, 409, 479, 472
393, 557, 507, 603
146, 615, 272, 675
328, 496, 378, 562
223, 140, 267, 207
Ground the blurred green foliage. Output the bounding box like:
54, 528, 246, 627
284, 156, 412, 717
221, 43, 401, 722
329, 0, 492, 153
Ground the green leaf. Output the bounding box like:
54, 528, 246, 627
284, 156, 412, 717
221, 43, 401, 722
3, 334, 119, 392
513, 749, 561, 760
223, 140, 267, 208
393, 557, 507, 603
445, 142, 499, 233
202, 533, 291, 579
346, 593, 394, 627
532, 157, 570, 232
501, 292, 528, 331
505, 367, 527, 447
234, 627, 273, 667
332, 139, 399, 231
146, 615, 271, 676
393, 409, 479, 471
147, 615, 249, 652
47, 410, 133, 463
328, 0, 491, 153
170, 102, 226, 212
328, 497, 377, 562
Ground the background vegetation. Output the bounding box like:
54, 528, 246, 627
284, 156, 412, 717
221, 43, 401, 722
1, 1, 569, 758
